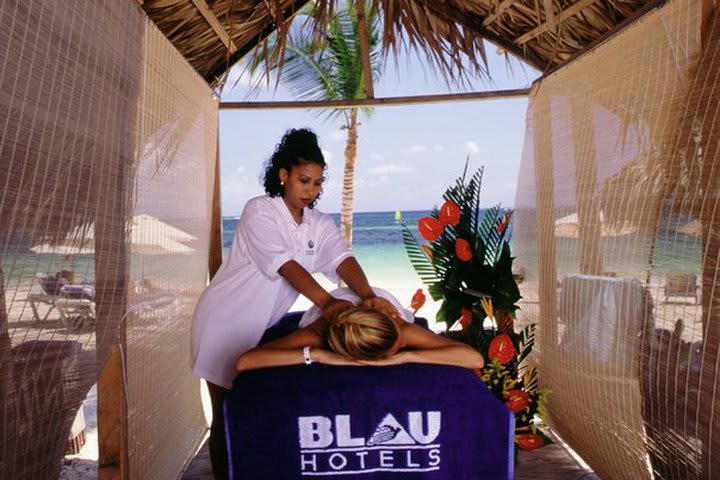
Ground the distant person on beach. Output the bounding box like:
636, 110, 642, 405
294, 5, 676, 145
235, 287, 485, 371
191, 128, 400, 480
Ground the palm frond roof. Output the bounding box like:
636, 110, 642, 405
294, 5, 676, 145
140, 0, 659, 86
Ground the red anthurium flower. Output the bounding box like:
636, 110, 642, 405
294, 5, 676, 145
488, 334, 515, 364
418, 217, 443, 242
497, 211, 513, 234
422, 244, 433, 260
497, 310, 514, 334
460, 308, 473, 332
504, 389, 529, 413
438, 200, 461, 226
516, 433, 544, 451
409, 289, 426, 314
455, 238, 472, 261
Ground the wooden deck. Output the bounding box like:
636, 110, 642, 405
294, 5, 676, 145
181, 430, 599, 479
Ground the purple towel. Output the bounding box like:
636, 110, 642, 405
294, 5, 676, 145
225, 363, 514, 479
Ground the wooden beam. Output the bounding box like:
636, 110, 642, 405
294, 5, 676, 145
482, 0, 516, 27
419, 0, 548, 71
535, 0, 665, 80
190, 0, 238, 54
219, 88, 530, 109
515, 0, 598, 45
355, 0, 375, 99
205, 0, 310, 84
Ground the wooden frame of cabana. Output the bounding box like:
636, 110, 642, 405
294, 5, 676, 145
96, 0, 720, 479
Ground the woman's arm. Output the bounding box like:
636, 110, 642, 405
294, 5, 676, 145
362, 323, 485, 369
235, 325, 362, 372
336, 257, 402, 322
279, 260, 353, 318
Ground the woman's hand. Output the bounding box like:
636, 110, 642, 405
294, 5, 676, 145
360, 295, 402, 323
321, 297, 354, 320
312, 348, 364, 366
358, 352, 409, 366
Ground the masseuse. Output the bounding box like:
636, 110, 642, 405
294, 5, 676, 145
191, 128, 399, 479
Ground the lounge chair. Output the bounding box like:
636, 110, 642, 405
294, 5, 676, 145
664, 272, 698, 304
27, 273, 96, 329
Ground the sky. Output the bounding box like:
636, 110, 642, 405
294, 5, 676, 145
218, 42, 540, 216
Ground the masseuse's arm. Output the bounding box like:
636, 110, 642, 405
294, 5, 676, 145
336, 257, 402, 322
235, 326, 360, 372
278, 260, 353, 318
361, 323, 485, 370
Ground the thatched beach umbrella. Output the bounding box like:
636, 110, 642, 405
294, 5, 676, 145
554, 212, 637, 238
29, 215, 196, 256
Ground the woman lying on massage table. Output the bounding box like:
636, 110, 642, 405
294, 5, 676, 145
235, 305, 485, 372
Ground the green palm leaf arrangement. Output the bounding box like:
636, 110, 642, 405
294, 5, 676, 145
401, 162, 550, 453
401, 163, 521, 330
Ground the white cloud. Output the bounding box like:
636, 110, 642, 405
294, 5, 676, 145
367, 164, 415, 174
433, 144, 444, 152
464, 141, 480, 154
410, 144, 427, 153
329, 130, 345, 142
370, 152, 385, 161
321, 149, 333, 163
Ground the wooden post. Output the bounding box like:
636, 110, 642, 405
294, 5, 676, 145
571, 101, 603, 275
96, 106, 130, 480
96, 234, 129, 480
209, 129, 224, 280
701, 0, 718, 47
532, 91, 558, 371
98, 344, 128, 480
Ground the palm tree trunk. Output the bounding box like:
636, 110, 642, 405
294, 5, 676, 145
340, 109, 359, 248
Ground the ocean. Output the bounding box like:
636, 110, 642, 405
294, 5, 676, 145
2, 209, 703, 329
222, 211, 433, 304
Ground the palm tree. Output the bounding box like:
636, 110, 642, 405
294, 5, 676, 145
248, 2, 381, 247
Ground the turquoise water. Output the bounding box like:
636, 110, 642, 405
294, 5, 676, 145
222, 210, 704, 284
222, 211, 432, 294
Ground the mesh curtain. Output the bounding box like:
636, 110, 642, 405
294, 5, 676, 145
0, 1, 217, 479
512, 0, 720, 478
126, 17, 217, 480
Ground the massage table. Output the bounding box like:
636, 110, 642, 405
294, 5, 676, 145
224, 314, 515, 479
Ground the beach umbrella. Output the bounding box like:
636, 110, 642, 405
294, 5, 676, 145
677, 219, 701, 237
554, 212, 637, 238
30, 215, 196, 255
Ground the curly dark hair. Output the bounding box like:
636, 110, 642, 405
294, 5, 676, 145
263, 128, 326, 209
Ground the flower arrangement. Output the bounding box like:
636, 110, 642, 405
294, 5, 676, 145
401, 164, 551, 452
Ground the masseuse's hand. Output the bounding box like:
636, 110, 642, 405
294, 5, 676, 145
321, 297, 354, 321
312, 348, 364, 366
361, 296, 402, 323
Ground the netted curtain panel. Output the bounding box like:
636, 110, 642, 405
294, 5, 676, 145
126, 17, 217, 480
0, 0, 217, 479
512, 0, 720, 478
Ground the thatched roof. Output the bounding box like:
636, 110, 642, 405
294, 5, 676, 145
139, 0, 659, 86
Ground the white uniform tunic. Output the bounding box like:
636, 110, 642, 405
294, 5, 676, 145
191, 195, 353, 388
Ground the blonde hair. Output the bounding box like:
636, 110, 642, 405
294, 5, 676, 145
326, 307, 400, 360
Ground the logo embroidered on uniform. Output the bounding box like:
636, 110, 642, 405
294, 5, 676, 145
308, 240, 314, 249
